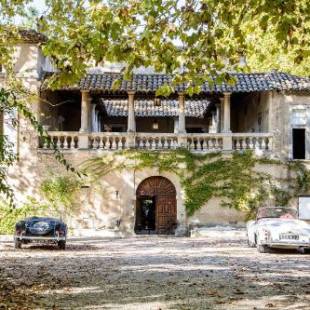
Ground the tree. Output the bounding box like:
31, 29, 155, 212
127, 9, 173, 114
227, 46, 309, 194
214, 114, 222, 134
39, 0, 310, 94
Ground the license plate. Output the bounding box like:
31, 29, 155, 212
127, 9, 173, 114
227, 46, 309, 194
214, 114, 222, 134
279, 234, 299, 240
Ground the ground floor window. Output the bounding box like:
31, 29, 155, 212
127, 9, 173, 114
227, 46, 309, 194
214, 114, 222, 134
292, 128, 306, 159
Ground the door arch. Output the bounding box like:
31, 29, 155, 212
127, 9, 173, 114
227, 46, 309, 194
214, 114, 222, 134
135, 176, 177, 234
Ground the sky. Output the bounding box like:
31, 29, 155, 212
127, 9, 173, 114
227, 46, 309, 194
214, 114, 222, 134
14, 0, 46, 24
31, 0, 46, 13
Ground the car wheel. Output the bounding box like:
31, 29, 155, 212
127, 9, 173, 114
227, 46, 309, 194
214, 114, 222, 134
58, 240, 66, 250
297, 247, 306, 254
14, 239, 22, 249
257, 244, 269, 253
247, 238, 256, 248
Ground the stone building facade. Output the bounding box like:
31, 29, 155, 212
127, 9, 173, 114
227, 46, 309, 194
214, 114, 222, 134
1, 32, 310, 236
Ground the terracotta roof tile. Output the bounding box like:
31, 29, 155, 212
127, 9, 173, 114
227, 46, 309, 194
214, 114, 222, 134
101, 99, 210, 118
80, 71, 310, 93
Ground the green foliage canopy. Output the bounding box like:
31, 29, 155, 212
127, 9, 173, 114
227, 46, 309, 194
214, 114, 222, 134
38, 0, 310, 94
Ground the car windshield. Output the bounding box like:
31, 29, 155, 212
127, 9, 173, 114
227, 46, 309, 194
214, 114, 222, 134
257, 207, 297, 220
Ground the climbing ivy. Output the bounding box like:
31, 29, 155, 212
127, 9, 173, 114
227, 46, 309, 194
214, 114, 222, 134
0, 174, 81, 234
0, 198, 49, 234
40, 175, 81, 215
82, 149, 310, 219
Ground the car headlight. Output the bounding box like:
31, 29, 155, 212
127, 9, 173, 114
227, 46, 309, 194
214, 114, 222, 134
260, 228, 271, 241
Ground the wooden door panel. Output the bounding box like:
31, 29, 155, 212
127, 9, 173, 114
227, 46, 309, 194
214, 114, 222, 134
156, 197, 176, 234
136, 176, 177, 234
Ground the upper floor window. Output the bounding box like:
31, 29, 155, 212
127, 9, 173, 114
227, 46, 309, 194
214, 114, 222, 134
291, 109, 307, 126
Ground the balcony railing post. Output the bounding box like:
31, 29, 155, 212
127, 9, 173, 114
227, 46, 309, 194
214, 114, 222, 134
177, 134, 187, 148
222, 134, 232, 151
79, 133, 89, 149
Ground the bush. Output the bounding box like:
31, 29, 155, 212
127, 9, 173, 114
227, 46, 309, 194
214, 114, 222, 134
40, 175, 81, 214
0, 199, 49, 234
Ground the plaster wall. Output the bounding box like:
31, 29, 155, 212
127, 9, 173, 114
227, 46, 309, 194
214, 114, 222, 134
8, 144, 308, 236
270, 92, 310, 160
3, 42, 310, 235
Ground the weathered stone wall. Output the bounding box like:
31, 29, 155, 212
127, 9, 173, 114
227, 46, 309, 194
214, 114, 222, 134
269, 92, 310, 160
3, 41, 310, 236
9, 144, 307, 235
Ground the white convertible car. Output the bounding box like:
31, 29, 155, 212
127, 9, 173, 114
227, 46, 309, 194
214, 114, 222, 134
247, 207, 310, 253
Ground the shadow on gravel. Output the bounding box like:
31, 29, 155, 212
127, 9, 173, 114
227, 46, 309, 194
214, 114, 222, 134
1, 243, 100, 252
1, 237, 310, 309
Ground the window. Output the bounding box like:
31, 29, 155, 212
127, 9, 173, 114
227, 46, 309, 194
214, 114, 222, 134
292, 128, 306, 159
291, 109, 307, 126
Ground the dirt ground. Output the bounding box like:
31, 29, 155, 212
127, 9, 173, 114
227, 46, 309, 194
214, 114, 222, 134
0, 235, 309, 310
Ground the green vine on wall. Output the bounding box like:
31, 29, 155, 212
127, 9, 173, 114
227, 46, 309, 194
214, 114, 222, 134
81, 149, 310, 219
40, 175, 81, 214
0, 198, 49, 234
0, 175, 81, 234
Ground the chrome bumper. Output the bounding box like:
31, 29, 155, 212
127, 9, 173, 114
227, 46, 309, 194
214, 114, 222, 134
15, 235, 66, 242
264, 241, 310, 249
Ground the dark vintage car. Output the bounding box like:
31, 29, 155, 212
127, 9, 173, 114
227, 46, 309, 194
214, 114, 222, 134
14, 217, 67, 249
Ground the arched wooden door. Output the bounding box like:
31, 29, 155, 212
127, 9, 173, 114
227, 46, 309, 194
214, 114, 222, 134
136, 176, 177, 234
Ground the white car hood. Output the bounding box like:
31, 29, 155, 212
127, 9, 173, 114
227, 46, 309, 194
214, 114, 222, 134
257, 218, 310, 235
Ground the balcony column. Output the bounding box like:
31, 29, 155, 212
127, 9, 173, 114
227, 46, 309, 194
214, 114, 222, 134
80, 91, 91, 132
209, 109, 217, 133
96, 111, 101, 132
219, 99, 224, 132
127, 91, 136, 148
222, 92, 232, 150
127, 91, 136, 133
79, 91, 91, 149
178, 93, 186, 134
174, 117, 179, 134
177, 93, 187, 148
91, 104, 97, 132
223, 92, 231, 133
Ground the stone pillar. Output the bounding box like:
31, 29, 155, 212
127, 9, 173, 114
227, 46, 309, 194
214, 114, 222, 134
220, 97, 224, 132
127, 91, 136, 133
96, 111, 100, 132
127, 91, 136, 148
91, 104, 97, 132
216, 103, 220, 133
80, 91, 91, 132
174, 118, 179, 134
209, 110, 217, 133
223, 92, 231, 133
79, 91, 91, 149
222, 93, 232, 151
177, 93, 187, 147
178, 93, 186, 134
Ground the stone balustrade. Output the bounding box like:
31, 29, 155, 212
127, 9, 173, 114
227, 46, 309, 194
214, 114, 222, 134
186, 134, 224, 151
39, 131, 273, 153
135, 133, 178, 150
40, 132, 79, 149
232, 133, 272, 151
89, 133, 128, 150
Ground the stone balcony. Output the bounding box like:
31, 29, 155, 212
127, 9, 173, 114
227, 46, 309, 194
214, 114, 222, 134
38, 131, 273, 153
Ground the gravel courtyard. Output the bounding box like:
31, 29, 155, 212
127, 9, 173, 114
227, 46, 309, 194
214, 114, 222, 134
0, 234, 309, 310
